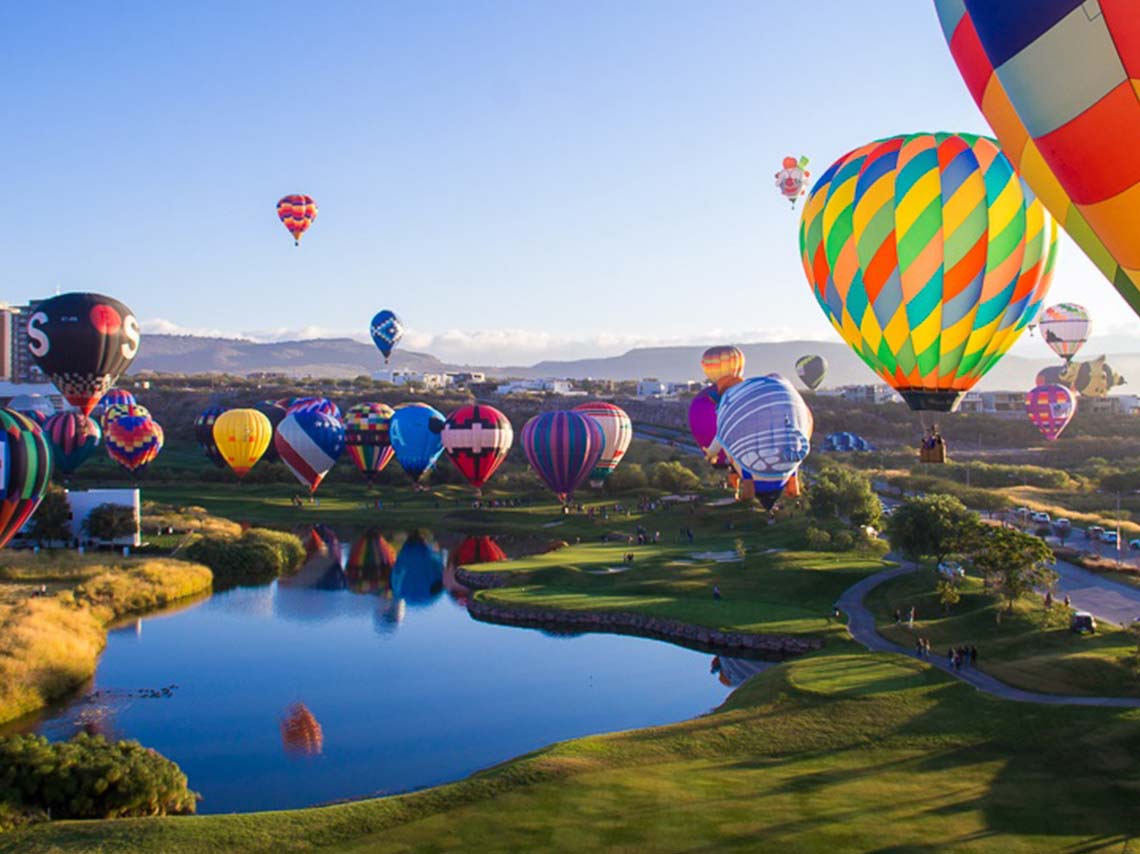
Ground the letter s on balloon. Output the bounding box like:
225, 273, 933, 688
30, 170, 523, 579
27, 312, 48, 358
122, 314, 140, 359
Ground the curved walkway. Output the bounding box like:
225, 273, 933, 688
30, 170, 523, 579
838, 565, 1140, 708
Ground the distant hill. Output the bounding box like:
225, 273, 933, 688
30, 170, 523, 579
130, 333, 1136, 393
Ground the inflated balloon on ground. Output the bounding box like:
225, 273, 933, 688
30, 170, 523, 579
344, 403, 395, 481
194, 406, 227, 468
441, 404, 513, 490
275, 411, 345, 493
521, 411, 605, 503
0, 410, 52, 550
213, 409, 274, 477
43, 412, 101, 474
105, 412, 164, 475
389, 404, 445, 482
572, 401, 632, 487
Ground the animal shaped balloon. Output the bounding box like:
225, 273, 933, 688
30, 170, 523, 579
775, 155, 811, 207
1025, 384, 1076, 442
1038, 303, 1090, 363
276, 194, 318, 246
0, 410, 52, 550
370, 310, 404, 363
1036, 355, 1125, 398
572, 402, 632, 487
441, 404, 513, 491
688, 386, 731, 469
43, 412, 101, 475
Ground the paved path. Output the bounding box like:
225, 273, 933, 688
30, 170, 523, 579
837, 565, 1140, 708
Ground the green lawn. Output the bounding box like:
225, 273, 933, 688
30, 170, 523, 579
866, 568, 1140, 697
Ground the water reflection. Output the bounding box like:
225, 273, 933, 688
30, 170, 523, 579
444, 535, 508, 605
391, 531, 444, 605
710, 656, 772, 687
345, 530, 396, 594
280, 703, 324, 756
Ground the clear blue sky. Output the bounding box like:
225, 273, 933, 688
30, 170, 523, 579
3, 1, 1131, 363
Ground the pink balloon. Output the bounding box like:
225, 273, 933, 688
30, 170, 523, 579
1025, 384, 1076, 442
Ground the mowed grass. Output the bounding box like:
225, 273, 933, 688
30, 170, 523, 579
10, 648, 1140, 853
867, 568, 1140, 698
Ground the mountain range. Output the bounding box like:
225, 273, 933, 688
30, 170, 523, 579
130, 334, 1136, 393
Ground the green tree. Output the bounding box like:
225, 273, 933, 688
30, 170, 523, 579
29, 485, 72, 545
649, 461, 700, 493
936, 579, 961, 613
83, 504, 138, 542
605, 463, 649, 494
808, 465, 882, 528
885, 494, 978, 564
970, 526, 1057, 614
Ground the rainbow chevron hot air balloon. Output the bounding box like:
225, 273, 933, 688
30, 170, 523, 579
344, 402, 396, 481
0, 410, 52, 550
800, 132, 1057, 411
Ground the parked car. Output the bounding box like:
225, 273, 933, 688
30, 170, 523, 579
1031, 511, 1051, 524
1100, 530, 1119, 545
1129, 538, 1140, 551
1071, 611, 1097, 634
1087, 526, 1105, 539
937, 560, 965, 579
1053, 518, 1071, 530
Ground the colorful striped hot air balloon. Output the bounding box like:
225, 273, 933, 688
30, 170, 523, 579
800, 132, 1057, 412
1025, 384, 1076, 442
794, 355, 828, 391
715, 375, 812, 510
274, 411, 345, 493
572, 402, 632, 487
688, 386, 730, 469
1038, 303, 1090, 363
43, 411, 101, 474
441, 404, 513, 491
936, 3, 1140, 319
194, 406, 227, 468
276, 194, 317, 246
105, 412, 164, 475
389, 404, 445, 483
521, 411, 605, 504
344, 402, 395, 481
0, 410, 52, 550
700, 346, 745, 393
213, 409, 274, 477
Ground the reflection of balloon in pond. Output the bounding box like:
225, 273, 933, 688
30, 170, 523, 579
446, 536, 508, 605
391, 533, 444, 604
373, 597, 406, 634
280, 553, 346, 592
280, 703, 323, 755
346, 530, 396, 593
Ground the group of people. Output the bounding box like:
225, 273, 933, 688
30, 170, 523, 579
919, 425, 948, 464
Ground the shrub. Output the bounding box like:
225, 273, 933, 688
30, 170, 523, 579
605, 463, 649, 493
805, 527, 832, 549
0, 733, 197, 819
831, 530, 855, 551
83, 504, 138, 542
649, 461, 701, 493
29, 486, 72, 545
184, 529, 305, 587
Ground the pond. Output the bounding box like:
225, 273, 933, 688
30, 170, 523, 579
17, 530, 767, 814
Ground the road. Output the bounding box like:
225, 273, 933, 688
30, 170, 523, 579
1051, 558, 1140, 626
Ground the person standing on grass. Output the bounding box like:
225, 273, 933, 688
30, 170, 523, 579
895, 608, 902, 625
712, 585, 722, 601
907, 606, 915, 629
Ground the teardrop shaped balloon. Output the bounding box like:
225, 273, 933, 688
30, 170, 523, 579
370, 310, 404, 363
213, 409, 273, 477
521, 411, 605, 503
0, 410, 52, 550
344, 402, 395, 481
572, 402, 632, 487
700, 346, 745, 392
800, 132, 1057, 412
936, 4, 1140, 318
26, 293, 141, 416
92, 388, 135, 424
105, 412, 164, 475
194, 406, 227, 468
276, 194, 317, 246
43, 411, 101, 475
274, 411, 345, 493
441, 404, 513, 490
1038, 303, 1090, 364
715, 375, 812, 510
389, 404, 445, 482
102, 402, 150, 434
794, 355, 828, 391
1025, 384, 1076, 442
688, 386, 730, 468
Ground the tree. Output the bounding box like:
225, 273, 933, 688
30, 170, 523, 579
936, 579, 961, 613
605, 463, 649, 494
29, 485, 72, 545
885, 494, 978, 564
970, 526, 1056, 614
807, 465, 881, 528
83, 504, 138, 542
649, 461, 700, 493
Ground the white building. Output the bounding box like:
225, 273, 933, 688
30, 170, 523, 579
815, 384, 901, 405
372, 370, 452, 389
637, 379, 668, 397
495, 378, 572, 395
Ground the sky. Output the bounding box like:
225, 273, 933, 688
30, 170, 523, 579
4, 1, 1138, 365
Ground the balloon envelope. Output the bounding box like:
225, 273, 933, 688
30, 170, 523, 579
213, 409, 273, 477
389, 404, 445, 482
521, 411, 605, 502
286, 397, 342, 421
700, 346, 745, 390
1025, 384, 1076, 442
43, 412, 101, 474
344, 402, 395, 480
274, 411, 345, 493
105, 414, 163, 474
27, 293, 140, 416
254, 401, 287, 462
7, 395, 54, 425
441, 404, 513, 490
370, 310, 404, 363
1036, 355, 1124, 399
794, 355, 828, 391
1038, 303, 1090, 363
276, 194, 317, 245
0, 410, 52, 550
194, 406, 227, 468
572, 402, 632, 487
800, 133, 1057, 412
688, 386, 730, 468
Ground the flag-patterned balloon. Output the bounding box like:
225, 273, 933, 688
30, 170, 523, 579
213, 409, 273, 477
276, 194, 318, 245
935, 2, 1140, 318
441, 404, 513, 490
700, 346, 745, 393
43, 411, 101, 474
274, 411, 345, 493
1038, 303, 1090, 363
344, 402, 396, 480
0, 410, 52, 550
794, 355, 828, 391
194, 406, 227, 468
521, 411, 605, 503
105, 413, 164, 475
688, 386, 730, 469
1025, 384, 1076, 442
389, 404, 445, 482
572, 401, 632, 487
370, 310, 404, 363
800, 132, 1057, 412
286, 397, 342, 421
715, 375, 812, 510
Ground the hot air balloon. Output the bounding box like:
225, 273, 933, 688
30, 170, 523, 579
101, 402, 150, 433
1025, 384, 1076, 442
43, 411, 101, 475
800, 133, 1057, 412
194, 406, 227, 468
7, 395, 54, 426
213, 409, 273, 477
572, 402, 632, 487
286, 397, 342, 421
688, 386, 730, 468
346, 530, 396, 594
344, 402, 395, 481
276, 194, 317, 246
1037, 355, 1125, 399
700, 346, 745, 394
1038, 303, 1090, 363
521, 411, 605, 504
0, 411, 52, 551
391, 532, 444, 604
715, 375, 812, 510
92, 388, 135, 424
274, 411, 345, 493
370, 310, 404, 363
389, 404, 445, 483
105, 412, 164, 475
935, 3, 1140, 319
254, 400, 287, 463
776, 155, 811, 207
441, 404, 513, 492
794, 355, 828, 391
26, 293, 140, 416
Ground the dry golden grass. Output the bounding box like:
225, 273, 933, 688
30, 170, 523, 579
141, 502, 242, 539
1004, 487, 1140, 537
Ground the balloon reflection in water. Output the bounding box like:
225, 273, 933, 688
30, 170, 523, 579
346, 530, 396, 594
709, 656, 771, 687
391, 532, 444, 605
280, 703, 323, 756
445, 535, 508, 605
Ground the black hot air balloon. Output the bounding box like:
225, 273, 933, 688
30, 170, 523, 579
194, 406, 227, 468
26, 293, 140, 417
0, 410, 53, 550
254, 400, 287, 463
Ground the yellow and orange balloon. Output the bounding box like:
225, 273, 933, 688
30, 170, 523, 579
700, 346, 745, 393
213, 409, 273, 478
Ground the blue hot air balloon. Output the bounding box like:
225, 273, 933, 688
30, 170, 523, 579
370, 310, 404, 363
389, 404, 445, 482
